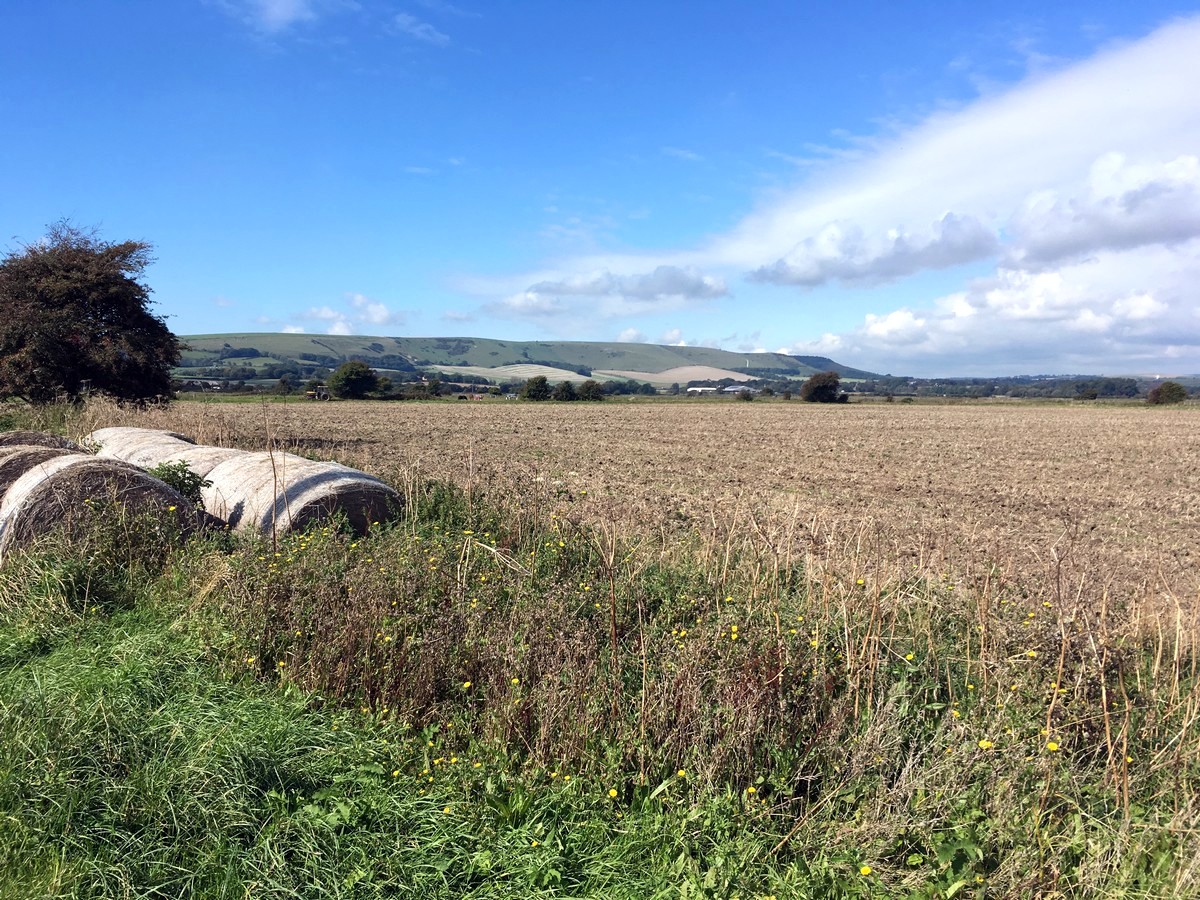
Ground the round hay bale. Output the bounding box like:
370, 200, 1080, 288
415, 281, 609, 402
0, 454, 219, 560
88, 426, 196, 446
87, 426, 198, 469
158, 445, 246, 478
0, 446, 78, 498
0, 431, 78, 450
87, 427, 243, 476
202, 451, 399, 536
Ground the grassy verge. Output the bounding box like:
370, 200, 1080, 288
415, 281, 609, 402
0, 411, 1197, 896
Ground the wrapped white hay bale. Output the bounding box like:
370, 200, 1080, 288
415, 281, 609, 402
0, 453, 217, 560
87, 426, 197, 468
0, 446, 78, 497
0, 431, 78, 450
87, 427, 243, 476
85, 426, 401, 535
202, 451, 399, 536
152, 445, 245, 477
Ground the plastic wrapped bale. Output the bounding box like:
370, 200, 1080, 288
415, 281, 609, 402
0, 446, 79, 497
201, 451, 400, 536
152, 445, 246, 478
89, 429, 244, 478
0, 454, 219, 561
87, 427, 198, 468
0, 431, 78, 450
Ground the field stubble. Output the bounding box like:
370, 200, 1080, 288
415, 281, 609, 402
82, 398, 1200, 609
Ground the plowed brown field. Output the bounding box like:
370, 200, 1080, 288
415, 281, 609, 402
86, 399, 1200, 607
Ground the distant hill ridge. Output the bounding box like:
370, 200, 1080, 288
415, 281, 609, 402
178, 333, 878, 379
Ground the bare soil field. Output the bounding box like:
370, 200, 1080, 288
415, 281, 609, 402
85, 399, 1200, 606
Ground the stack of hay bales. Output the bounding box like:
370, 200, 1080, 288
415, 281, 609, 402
87, 427, 399, 536
0, 438, 214, 563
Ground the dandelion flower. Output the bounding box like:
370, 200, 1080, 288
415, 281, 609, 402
608, 788, 618, 798
511, 677, 520, 686
463, 681, 471, 688
1046, 741, 1060, 752
860, 865, 872, 876
978, 739, 994, 750
746, 786, 756, 794
677, 769, 687, 778
905, 653, 914, 661
443, 806, 451, 814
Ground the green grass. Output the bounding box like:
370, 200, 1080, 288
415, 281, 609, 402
0, 448, 1197, 896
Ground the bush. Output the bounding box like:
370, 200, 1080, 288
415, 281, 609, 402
577, 380, 605, 401
146, 461, 211, 506
328, 361, 380, 399
1147, 381, 1188, 405
0, 222, 180, 404
799, 371, 847, 403
519, 376, 551, 401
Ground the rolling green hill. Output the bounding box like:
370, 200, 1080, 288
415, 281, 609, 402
178, 333, 878, 381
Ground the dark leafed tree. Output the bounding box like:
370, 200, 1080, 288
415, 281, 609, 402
551, 379, 577, 401
0, 222, 180, 403
327, 360, 380, 399
577, 379, 605, 401
519, 375, 551, 400
799, 370, 847, 403
1147, 381, 1188, 405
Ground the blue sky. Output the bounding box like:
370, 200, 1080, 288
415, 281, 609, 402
3, 1, 1200, 376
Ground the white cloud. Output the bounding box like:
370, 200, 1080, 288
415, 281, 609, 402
660, 328, 687, 346
662, 147, 702, 162
217, 0, 352, 33
751, 212, 998, 287
403, 166, 437, 175
282, 324, 306, 334
488, 265, 728, 327
617, 328, 646, 343
347, 292, 404, 326
442, 310, 474, 323
1009, 153, 1200, 267
392, 13, 450, 46
303, 305, 342, 321
416, 0, 479, 17
456, 16, 1200, 372
290, 293, 405, 335
786, 241, 1200, 375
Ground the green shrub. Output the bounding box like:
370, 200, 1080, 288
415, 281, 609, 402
1147, 381, 1188, 405
146, 460, 211, 506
